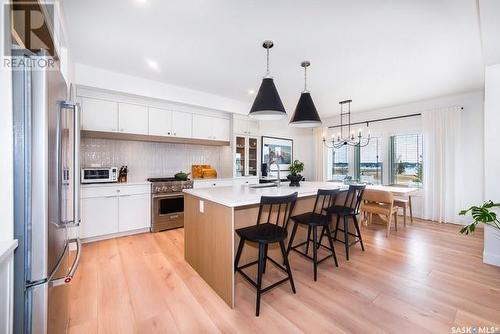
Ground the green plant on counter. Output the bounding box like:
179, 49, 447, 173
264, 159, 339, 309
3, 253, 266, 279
288, 160, 304, 177
458, 200, 500, 235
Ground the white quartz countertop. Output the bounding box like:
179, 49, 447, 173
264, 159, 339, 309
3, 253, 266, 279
183, 181, 347, 208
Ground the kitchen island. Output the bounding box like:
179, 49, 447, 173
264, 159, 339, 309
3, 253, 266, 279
183, 181, 346, 308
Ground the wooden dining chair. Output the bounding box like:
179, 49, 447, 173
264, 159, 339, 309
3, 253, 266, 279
360, 189, 398, 237
393, 197, 413, 226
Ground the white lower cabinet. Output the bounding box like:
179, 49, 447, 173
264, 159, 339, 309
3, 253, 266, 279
81, 196, 119, 238
118, 194, 150, 232
80, 184, 151, 240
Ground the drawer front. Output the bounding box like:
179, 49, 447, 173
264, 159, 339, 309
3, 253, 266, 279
81, 184, 150, 198
81, 186, 120, 198
119, 185, 151, 196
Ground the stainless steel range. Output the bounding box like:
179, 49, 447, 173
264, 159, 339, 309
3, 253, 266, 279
148, 177, 194, 232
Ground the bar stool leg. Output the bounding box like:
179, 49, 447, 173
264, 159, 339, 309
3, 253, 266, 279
234, 237, 245, 270
286, 221, 299, 255
403, 205, 407, 227
344, 216, 350, 261
312, 225, 318, 281
305, 225, 312, 255
256, 243, 265, 316
262, 244, 268, 274
353, 215, 364, 251
279, 240, 296, 293
333, 215, 341, 240
325, 224, 338, 267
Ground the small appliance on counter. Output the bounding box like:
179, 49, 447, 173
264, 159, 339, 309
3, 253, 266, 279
192, 164, 217, 179
118, 165, 129, 183
81, 166, 118, 184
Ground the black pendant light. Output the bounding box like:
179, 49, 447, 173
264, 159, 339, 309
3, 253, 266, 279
249, 40, 287, 120
289, 61, 322, 127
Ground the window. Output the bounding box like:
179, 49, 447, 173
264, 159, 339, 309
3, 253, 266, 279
328, 145, 350, 181
358, 137, 383, 184
390, 134, 423, 187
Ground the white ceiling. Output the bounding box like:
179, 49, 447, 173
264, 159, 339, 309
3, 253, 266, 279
63, 0, 484, 116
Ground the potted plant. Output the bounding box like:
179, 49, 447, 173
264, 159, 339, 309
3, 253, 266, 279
287, 160, 304, 187
458, 200, 500, 235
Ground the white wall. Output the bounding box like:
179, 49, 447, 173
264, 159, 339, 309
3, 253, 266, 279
483, 64, 500, 266
74, 63, 248, 114
321, 91, 484, 221
258, 118, 315, 181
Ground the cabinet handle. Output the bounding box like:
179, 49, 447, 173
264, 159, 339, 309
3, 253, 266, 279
120, 194, 132, 197
104, 195, 116, 198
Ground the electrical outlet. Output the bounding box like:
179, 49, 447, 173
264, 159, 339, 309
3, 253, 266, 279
199, 200, 204, 213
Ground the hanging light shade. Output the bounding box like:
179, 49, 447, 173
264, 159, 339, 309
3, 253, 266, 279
249, 40, 287, 120
289, 61, 322, 127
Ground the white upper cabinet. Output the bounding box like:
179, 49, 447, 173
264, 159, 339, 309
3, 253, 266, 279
233, 116, 259, 135
149, 107, 173, 136
213, 118, 231, 141
81, 97, 118, 132
193, 114, 230, 141
192, 114, 214, 139
172, 111, 192, 138
118, 103, 149, 135
79, 91, 230, 142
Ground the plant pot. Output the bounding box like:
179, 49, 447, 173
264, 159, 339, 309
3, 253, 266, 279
287, 174, 302, 187
484, 224, 500, 267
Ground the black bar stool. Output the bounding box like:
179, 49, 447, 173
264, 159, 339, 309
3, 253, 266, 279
287, 189, 339, 281
320, 184, 366, 261
234, 192, 298, 316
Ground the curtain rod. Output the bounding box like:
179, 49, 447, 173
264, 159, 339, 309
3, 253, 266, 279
327, 107, 463, 129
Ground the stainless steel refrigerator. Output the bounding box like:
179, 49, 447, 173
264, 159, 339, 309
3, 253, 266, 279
13, 49, 82, 334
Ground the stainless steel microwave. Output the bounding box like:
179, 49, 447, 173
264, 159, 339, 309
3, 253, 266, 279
81, 167, 118, 184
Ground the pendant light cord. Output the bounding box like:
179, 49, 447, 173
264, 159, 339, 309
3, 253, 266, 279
304, 65, 307, 91
266, 47, 270, 76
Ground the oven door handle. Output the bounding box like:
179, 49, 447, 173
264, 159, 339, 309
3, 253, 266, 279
152, 193, 184, 199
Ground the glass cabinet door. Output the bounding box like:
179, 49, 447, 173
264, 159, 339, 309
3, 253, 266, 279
248, 137, 257, 176
235, 136, 246, 177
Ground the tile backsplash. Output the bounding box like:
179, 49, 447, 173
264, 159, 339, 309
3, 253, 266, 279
81, 138, 232, 181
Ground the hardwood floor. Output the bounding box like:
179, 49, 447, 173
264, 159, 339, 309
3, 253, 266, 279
68, 219, 500, 333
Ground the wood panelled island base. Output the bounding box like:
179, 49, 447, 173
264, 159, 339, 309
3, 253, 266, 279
184, 192, 317, 308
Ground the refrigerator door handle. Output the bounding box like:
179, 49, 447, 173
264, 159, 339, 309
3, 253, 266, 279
59, 101, 81, 227
50, 238, 81, 287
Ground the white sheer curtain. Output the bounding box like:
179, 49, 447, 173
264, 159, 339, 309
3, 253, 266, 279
313, 127, 327, 181
422, 106, 463, 223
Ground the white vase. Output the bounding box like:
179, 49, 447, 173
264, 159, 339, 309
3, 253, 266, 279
483, 224, 500, 267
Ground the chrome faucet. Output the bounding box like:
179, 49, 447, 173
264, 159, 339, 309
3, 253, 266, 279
269, 159, 281, 187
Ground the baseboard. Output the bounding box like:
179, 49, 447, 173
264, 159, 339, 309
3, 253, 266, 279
80, 228, 151, 244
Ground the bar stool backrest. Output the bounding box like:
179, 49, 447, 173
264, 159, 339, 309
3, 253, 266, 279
313, 189, 340, 215
343, 184, 366, 214
256, 192, 298, 230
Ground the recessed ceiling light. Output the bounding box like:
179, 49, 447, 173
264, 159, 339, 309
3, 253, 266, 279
145, 58, 159, 71
248, 89, 255, 95
135, 0, 148, 4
